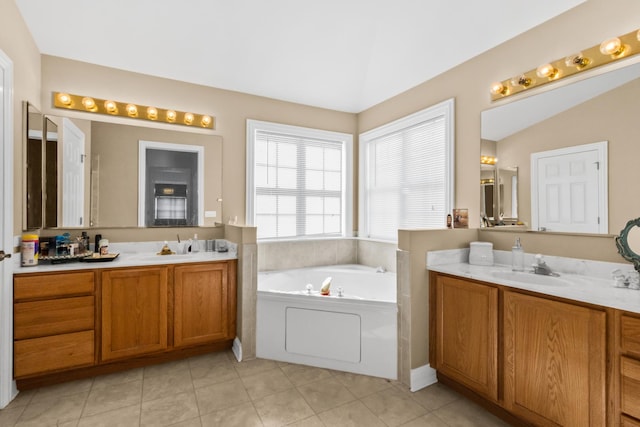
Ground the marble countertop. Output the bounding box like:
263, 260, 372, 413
427, 249, 640, 314
13, 240, 237, 275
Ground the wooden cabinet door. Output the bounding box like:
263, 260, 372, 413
435, 275, 498, 400
101, 267, 168, 361
503, 291, 606, 426
174, 262, 231, 347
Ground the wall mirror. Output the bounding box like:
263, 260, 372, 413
23, 112, 223, 230
23, 102, 59, 230
481, 58, 640, 234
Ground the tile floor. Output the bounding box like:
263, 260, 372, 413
0, 351, 510, 427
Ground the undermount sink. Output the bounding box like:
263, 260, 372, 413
490, 270, 573, 286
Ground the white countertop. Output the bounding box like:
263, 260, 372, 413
427, 249, 640, 314
14, 240, 237, 275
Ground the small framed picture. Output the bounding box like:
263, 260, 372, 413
453, 208, 469, 229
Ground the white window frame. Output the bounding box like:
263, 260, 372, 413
359, 98, 455, 241
246, 119, 353, 240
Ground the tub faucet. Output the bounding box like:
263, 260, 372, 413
376, 266, 387, 273
532, 254, 558, 276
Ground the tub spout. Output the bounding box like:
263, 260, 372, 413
376, 266, 387, 273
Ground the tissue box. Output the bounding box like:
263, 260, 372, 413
469, 241, 493, 266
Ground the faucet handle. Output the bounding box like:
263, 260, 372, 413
534, 254, 545, 265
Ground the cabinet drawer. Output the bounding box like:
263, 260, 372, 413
622, 314, 640, 356
622, 356, 640, 420
14, 296, 94, 340
14, 330, 94, 377
15, 272, 94, 301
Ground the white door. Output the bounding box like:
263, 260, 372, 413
62, 118, 85, 227
531, 141, 607, 234
0, 49, 16, 408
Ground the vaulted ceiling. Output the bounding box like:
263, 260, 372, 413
16, 0, 585, 113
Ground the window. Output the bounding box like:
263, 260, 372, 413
246, 120, 353, 240
359, 98, 454, 241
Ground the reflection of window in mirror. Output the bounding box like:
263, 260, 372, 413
138, 141, 204, 227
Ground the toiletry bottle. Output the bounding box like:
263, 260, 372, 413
192, 234, 200, 253
94, 234, 102, 253
512, 238, 524, 271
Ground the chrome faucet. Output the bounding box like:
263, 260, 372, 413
532, 254, 559, 276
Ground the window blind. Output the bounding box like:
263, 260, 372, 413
254, 130, 344, 239
361, 99, 453, 241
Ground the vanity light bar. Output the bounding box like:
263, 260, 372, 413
481, 155, 497, 165
53, 92, 215, 129
490, 28, 640, 101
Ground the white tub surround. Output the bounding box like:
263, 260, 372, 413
427, 249, 640, 314
257, 265, 397, 379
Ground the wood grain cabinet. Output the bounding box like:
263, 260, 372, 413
101, 266, 168, 361
620, 312, 640, 423
174, 261, 236, 348
14, 271, 95, 378
431, 272, 608, 426
503, 290, 606, 427
434, 275, 498, 400
14, 259, 237, 388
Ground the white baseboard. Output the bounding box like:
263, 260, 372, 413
232, 337, 242, 362
410, 364, 437, 392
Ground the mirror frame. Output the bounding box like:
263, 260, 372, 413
615, 217, 640, 273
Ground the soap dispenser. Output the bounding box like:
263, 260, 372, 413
191, 233, 200, 253
512, 238, 524, 271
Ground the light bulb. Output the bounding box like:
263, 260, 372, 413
57, 93, 72, 106
536, 63, 558, 79
201, 115, 212, 127
147, 107, 158, 120
104, 100, 117, 113
600, 37, 625, 56
510, 74, 532, 88
166, 110, 176, 122
490, 82, 507, 96
126, 104, 138, 116
184, 112, 194, 125
82, 97, 96, 110
565, 52, 590, 68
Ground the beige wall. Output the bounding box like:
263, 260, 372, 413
0, 0, 41, 236
39, 55, 358, 241
497, 79, 640, 233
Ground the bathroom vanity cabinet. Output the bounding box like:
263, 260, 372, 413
14, 271, 95, 377
174, 262, 235, 348
503, 290, 606, 426
433, 275, 498, 401
101, 267, 169, 360
13, 259, 237, 388
430, 272, 608, 427
619, 311, 640, 424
